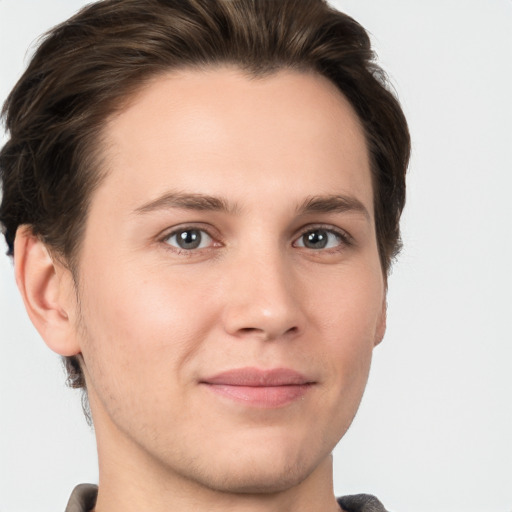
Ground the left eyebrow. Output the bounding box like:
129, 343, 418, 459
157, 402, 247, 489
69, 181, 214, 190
296, 194, 371, 221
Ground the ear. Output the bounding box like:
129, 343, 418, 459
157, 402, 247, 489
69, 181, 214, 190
14, 226, 81, 356
374, 297, 387, 347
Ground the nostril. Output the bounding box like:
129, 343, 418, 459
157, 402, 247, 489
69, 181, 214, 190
236, 325, 299, 339
222, 290, 305, 340
239, 327, 260, 334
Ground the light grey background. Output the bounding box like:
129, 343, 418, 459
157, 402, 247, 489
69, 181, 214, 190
1, 1, 511, 511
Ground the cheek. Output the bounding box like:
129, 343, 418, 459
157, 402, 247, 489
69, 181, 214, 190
308, 256, 384, 339
308, 261, 383, 388
76, 260, 220, 393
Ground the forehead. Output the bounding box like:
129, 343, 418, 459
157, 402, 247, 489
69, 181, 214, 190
94, 67, 372, 217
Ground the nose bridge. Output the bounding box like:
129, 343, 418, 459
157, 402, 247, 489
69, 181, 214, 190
221, 241, 304, 340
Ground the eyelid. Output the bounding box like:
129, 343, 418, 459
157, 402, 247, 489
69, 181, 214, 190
156, 222, 353, 255
292, 224, 354, 249
159, 223, 222, 253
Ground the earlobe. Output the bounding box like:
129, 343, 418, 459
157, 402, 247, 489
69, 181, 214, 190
14, 226, 81, 357
374, 298, 387, 347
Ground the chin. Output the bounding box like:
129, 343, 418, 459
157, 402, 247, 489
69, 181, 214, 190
177, 438, 327, 496
198, 459, 314, 495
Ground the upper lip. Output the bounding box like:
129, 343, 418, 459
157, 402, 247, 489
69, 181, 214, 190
201, 367, 313, 386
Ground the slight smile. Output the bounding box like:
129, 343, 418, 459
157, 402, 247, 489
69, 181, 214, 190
200, 367, 316, 408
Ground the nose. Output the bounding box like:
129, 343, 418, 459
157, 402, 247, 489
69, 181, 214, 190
221, 250, 305, 341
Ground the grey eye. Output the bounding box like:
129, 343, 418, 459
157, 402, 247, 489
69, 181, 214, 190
296, 229, 342, 250
165, 229, 212, 250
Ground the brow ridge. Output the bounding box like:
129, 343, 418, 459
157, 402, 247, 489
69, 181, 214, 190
297, 194, 370, 220
133, 191, 369, 220
133, 191, 237, 215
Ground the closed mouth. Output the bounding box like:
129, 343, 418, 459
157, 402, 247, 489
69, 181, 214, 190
200, 367, 315, 408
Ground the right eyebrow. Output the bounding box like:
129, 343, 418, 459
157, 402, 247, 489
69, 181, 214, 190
132, 191, 240, 216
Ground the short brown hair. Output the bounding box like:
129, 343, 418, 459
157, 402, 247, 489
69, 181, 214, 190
0, 0, 410, 390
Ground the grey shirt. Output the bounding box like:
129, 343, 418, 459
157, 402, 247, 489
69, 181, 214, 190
65, 484, 389, 512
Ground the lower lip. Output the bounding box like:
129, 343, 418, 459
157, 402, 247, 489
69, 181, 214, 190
202, 383, 312, 408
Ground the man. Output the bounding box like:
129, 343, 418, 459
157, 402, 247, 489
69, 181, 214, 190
0, 1, 409, 511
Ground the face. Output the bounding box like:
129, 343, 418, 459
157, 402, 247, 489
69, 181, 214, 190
70, 68, 385, 494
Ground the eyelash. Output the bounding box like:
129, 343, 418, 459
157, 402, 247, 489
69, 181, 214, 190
293, 224, 353, 252
160, 225, 221, 256
159, 224, 353, 255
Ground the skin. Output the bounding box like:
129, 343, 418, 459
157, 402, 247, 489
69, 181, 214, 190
15, 68, 386, 512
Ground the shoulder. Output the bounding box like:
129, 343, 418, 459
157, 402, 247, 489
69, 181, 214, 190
337, 493, 389, 512
65, 484, 98, 512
